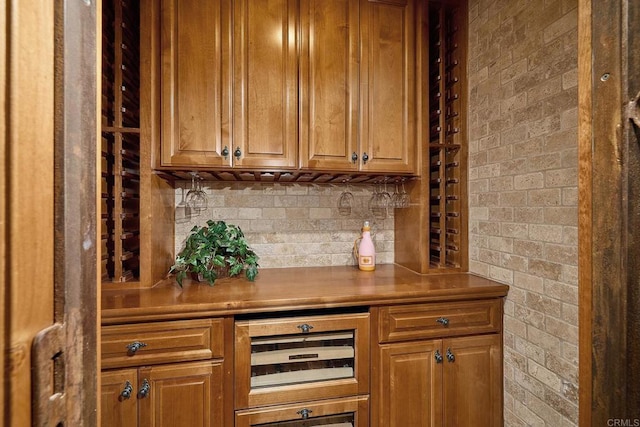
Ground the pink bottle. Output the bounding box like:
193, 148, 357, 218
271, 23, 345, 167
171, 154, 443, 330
358, 221, 376, 271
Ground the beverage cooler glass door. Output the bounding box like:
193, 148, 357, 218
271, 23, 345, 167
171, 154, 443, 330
235, 312, 370, 408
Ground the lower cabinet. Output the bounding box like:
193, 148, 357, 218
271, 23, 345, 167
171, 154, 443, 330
101, 361, 224, 427
101, 299, 505, 426
377, 334, 502, 427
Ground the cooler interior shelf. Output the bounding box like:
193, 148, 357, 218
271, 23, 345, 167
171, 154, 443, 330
250, 331, 356, 389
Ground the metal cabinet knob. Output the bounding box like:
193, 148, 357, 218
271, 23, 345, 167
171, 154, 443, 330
126, 341, 147, 355
435, 349, 443, 363
137, 379, 150, 398
351, 152, 358, 163
436, 317, 449, 327
297, 408, 312, 420
119, 381, 133, 400
234, 147, 242, 160
297, 323, 314, 333
362, 152, 369, 164
221, 146, 229, 157
446, 348, 455, 363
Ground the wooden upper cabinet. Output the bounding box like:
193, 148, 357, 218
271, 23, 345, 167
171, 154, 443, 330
359, 0, 417, 174
299, 0, 360, 171
160, 0, 232, 167
232, 0, 298, 169
301, 0, 418, 174
158, 0, 419, 174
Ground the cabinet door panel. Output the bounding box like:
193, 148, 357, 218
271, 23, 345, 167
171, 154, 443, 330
360, 0, 416, 173
378, 341, 442, 427
300, 0, 359, 171
443, 334, 502, 427
160, 0, 231, 167
101, 369, 138, 427
233, 0, 297, 169
138, 361, 224, 427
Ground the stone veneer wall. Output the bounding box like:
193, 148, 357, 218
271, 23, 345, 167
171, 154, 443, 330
467, 0, 579, 425
174, 181, 395, 268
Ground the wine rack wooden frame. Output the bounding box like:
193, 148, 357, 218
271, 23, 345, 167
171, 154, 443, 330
394, 0, 468, 274
101, 0, 141, 282
428, 1, 467, 269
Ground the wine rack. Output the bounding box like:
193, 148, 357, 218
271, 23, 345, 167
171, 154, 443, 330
428, 1, 466, 269
101, 0, 141, 282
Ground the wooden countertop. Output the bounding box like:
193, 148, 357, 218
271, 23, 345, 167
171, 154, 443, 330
101, 264, 509, 324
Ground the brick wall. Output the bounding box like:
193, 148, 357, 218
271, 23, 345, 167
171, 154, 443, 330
174, 181, 395, 268
467, 0, 579, 425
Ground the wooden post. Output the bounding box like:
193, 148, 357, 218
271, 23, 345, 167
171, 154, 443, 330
579, 0, 640, 423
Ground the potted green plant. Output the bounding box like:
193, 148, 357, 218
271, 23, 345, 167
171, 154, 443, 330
169, 220, 259, 287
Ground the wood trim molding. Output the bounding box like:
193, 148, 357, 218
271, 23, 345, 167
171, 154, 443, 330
577, 0, 593, 425
579, 0, 640, 423
55, 0, 99, 423
1, 1, 6, 421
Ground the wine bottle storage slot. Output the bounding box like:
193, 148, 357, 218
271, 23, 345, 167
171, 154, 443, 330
428, 1, 465, 270
101, 0, 141, 283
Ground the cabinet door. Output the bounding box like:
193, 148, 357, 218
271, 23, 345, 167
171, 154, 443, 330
160, 0, 232, 167
101, 369, 138, 427
138, 361, 224, 427
442, 334, 503, 427
232, 0, 298, 169
360, 0, 417, 173
299, 0, 360, 171
377, 341, 442, 427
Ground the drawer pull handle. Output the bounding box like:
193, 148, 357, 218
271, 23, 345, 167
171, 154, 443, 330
435, 349, 443, 363
137, 379, 150, 399
446, 348, 455, 363
436, 317, 449, 327
297, 324, 314, 333
119, 381, 133, 400
126, 341, 147, 355
297, 408, 313, 420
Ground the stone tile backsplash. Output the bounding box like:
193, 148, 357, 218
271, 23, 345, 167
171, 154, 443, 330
174, 181, 395, 269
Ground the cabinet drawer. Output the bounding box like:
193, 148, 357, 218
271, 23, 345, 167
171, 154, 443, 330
235, 395, 369, 427
378, 299, 502, 343
102, 319, 224, 369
